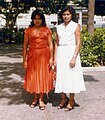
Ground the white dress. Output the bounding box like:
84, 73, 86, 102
55, 20, 86, 94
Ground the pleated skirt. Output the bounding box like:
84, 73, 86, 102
24, 47, 53, 94
55, 45, 86, 94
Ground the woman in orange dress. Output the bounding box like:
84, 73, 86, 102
23, 9, 53, 110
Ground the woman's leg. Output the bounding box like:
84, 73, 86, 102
39, 93, 45, 110
65, 93, 75, 111
34, 93, 38, 100
39, 93, 44, 100
30, 93, 38, 108
70, 93, 75, 100
57, 92, 68, 109
61, 92, 67, 99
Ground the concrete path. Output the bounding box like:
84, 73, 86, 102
0, 44, 105, 120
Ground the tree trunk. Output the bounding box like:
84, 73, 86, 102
87, 0, 95, 35
6, 13, 16, 30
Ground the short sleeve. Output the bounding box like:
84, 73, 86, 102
24, 28, 29, 36
47, 27, 52, 35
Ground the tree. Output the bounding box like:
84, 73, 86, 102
0, 0, 30, 30
0, 0, 69, 30
70, 0, 88, 7
87, 0, 95, 35
75, 0, 95, 35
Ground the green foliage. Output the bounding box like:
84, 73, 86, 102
15, 28, 24, 43
34, 0, 70, 14
80, 28, 105, 67
71, 0, 88, 7
0, 28, 24, 43
93, 28, 105, 65
0, 28, 13, 43
80, 30, 98, 67
51, 27, 57, 44
0, 0, 69, 30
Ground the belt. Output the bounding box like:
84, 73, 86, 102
58, 44, 75, 46
58, 44, 69, 46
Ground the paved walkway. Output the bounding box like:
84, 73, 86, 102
0, 44, 105, 120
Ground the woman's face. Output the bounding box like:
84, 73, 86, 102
33, 15, 42, 27
62, 10, 72, 24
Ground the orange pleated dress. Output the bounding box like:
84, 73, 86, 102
24, 26, 53, 94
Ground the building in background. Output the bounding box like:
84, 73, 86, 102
0, 14, 6, 28
94, 15, 105, 28
16, 7, 58, 29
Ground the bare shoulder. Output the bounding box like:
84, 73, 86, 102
76, 23, 81, 32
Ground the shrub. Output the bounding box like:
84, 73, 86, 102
0, 28, 24, 44
15, 28, 24, 43
80, 31, 98, 67
80, 28, 105, 67
93, 28, 105, 66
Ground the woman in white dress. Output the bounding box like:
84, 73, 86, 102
54, 6, 86, 111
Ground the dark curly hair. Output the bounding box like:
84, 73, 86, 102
59, 6, 77, 23
29, 9, 46, 27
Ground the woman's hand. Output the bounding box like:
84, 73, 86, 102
52, 65, 56, 80
23, 61, 27, 69
69, 58, 76, 68
53, 60, 56, 67
49, 57, 53, 67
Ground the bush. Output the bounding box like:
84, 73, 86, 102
0, 28, 13, 43
0, 28, 24, 44
15, 28, 24, 43
80, 28, 105, 67
80, 31, 98, 67
93, 28, 105, 66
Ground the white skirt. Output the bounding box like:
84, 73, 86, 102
55, 45, 86, 93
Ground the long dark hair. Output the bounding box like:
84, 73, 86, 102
59, 6, 77, 23
29, 9, 46, 27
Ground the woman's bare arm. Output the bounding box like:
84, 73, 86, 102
23, 33, 29, 68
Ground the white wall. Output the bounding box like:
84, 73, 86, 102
94, 15, 105, 28
0, 14, 6, 28
16, 13, 58, 29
